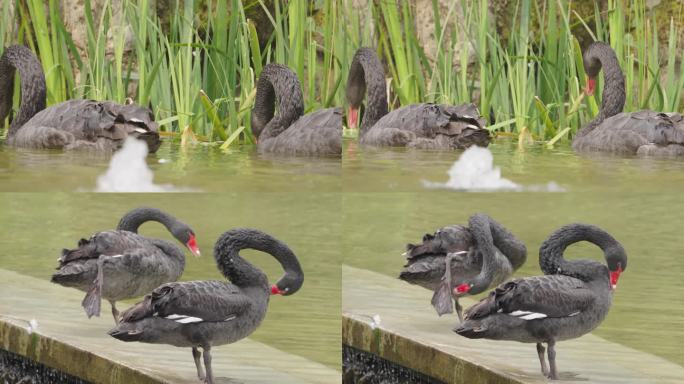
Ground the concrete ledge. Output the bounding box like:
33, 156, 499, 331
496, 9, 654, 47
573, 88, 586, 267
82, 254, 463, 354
0, 268, 339, 384
342, 265, 684, 384
0, 319, 158, 384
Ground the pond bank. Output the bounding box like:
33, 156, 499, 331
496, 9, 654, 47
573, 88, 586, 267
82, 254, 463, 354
342, 265, 684, 383
0, 269, 339, 384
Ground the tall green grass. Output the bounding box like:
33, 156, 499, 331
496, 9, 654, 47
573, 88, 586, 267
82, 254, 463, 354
3, 0, 683, 146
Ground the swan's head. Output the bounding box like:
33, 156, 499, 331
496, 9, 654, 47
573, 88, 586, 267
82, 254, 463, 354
345, 59, 366, 130
606, 245, 627, 290
170, 223, 200, 257
583, 41, 615, 96
453, 275, 490, 297
250, 112, 268, 141
271, 271, 304, 296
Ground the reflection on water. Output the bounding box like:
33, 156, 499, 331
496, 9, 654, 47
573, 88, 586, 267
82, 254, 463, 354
0, 140, 341, 192
343, 139, 684, 192
342, 193, 684, 367
0, 193, 341, 369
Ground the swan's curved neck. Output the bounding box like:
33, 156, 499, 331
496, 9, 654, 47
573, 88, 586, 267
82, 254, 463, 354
346, 49, 388, 134
466, 214, 500, 293
579, 43, 625, 137
117, 207, 178, 234
0, 46, 46, 137
488, 217, 527, 270
213, 228, 302, 291
539, 224, 625, 278
252, 64, 304, 140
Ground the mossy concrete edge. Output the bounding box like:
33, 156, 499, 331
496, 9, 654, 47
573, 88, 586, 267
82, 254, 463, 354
0, 318, 164, 384
342, 314, 526, 384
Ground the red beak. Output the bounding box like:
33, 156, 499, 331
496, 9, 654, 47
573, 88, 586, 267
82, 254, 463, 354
585, 77, 596, 96
271, 284, 285, 295
454, 283, 471, 295
609, 265, 623, 291
186, 235, 201, 257
347, 106, 359, 130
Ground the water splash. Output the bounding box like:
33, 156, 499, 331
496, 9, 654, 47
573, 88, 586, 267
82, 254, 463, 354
423, 146, 564, 192
95, 138, 191, 192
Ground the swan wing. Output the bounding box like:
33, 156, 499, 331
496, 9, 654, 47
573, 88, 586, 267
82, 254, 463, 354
122, 280, 252, 323
466, 275, 596, 321
59, 230, 150, 266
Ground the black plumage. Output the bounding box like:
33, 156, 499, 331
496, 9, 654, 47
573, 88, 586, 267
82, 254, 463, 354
455, 223, 627, 380
346, 48, 490, 149
251, 64, 342, 156
108, 228, 304, 384
399, 213, 526, 321
51, 207, 199, 323
0, 45, 160, 152
573, 41, 684, 155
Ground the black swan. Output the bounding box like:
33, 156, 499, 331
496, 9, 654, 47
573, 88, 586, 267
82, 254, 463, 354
573, 41, 684, 155
51, 207, 200, 323
399, 213, 526, 322
455, 223, 627, 380
108, 228, 304, 384
0, 45, 161, 152
250, 63, 342, 156
345, 47, 490, 149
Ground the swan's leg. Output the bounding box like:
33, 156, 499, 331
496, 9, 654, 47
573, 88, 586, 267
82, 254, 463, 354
445, 253, 466, 322
192, 347, 205, 381
536, 343, 549, 377
9, 126, 73, 149
81, 255, 105, 318
109, 300, 119, 324
547, 340, 559, 380
454, 299, 464, 324
202, 346, 214, 384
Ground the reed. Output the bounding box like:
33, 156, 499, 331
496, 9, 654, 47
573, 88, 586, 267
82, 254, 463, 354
3, 0, 683, 146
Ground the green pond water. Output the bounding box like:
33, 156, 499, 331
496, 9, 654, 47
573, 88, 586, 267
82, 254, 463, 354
342, 192, 684, 368
0, 193, 341, 370
343, 138, 684, 192
0, 140, 341, 192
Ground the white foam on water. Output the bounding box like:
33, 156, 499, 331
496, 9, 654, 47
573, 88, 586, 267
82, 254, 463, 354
95, 138, 192, 192
422, 146, 565, 192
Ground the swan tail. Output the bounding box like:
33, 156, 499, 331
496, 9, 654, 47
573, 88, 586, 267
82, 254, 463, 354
120, 295, 154, 323
453, 320, 488, 339
107, 324, 145, 342
51, 260, 94, 288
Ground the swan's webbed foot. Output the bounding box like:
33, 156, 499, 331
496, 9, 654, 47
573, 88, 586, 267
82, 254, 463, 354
431, 253, 458, 316
192, 347, 206, 381
81, 256, 106, 318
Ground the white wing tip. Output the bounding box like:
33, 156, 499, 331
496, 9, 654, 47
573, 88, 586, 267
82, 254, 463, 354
165, 314, 204, 324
